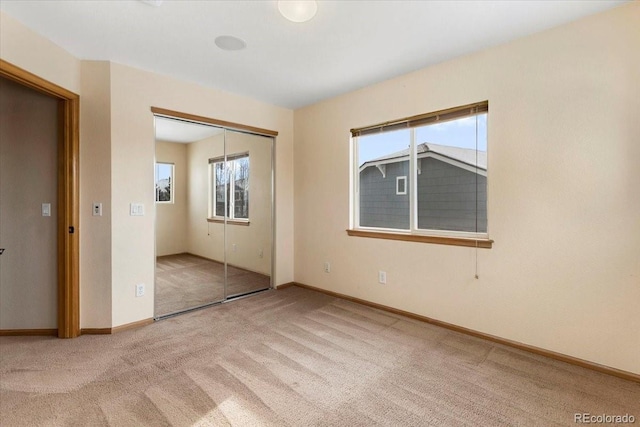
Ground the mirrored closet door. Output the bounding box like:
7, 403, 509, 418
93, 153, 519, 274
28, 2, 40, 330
153, 114, 274, 318
223, 130, 273, 299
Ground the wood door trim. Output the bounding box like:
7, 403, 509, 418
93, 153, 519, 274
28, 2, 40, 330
81, 318, 154, 335
0, 60, 80, 338
150, 106, 279, 137
0, 329, 58, 336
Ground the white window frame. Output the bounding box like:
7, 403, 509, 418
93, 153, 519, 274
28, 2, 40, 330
396, 176, 407, 195
351, 110, 488, 241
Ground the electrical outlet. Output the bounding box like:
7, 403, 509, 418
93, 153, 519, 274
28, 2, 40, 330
135, 283, 145, 297
378, 271, 387, 284
232, 244, 237, 252
324, 262, 331, 273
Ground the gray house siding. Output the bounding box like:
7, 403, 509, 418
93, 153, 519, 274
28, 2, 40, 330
359, 157, 487, 232
417, 158, 487, 232
360, 160, 409, 229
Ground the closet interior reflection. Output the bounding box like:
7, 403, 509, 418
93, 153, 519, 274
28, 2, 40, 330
153, 114, 273, 318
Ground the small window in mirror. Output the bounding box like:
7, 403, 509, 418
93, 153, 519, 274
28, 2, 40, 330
155, 162, 174, 203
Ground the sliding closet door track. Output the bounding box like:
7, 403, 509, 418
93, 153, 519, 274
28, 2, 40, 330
154, 288, 272, 321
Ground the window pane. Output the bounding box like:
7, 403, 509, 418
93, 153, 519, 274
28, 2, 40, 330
155, 163, 173, 203
396, 176, 406, 195
358, 129, 410, 230
233, 157, 249, 219
215, 162, 227, 217
415, 113, 487, 232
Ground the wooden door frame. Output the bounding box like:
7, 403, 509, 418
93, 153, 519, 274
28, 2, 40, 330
0, 60, 80, 338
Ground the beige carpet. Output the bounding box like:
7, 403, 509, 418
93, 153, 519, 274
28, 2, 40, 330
155, 254, 271, 316
1, 286, 638, 426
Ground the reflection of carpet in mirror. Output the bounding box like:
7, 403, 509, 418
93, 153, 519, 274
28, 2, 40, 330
155, 253, 270, 316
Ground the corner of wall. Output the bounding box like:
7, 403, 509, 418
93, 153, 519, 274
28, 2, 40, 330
79, 60, 113, 328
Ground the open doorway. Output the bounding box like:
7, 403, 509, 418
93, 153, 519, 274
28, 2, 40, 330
153, 110, 275, 318
0, 60, 79, 338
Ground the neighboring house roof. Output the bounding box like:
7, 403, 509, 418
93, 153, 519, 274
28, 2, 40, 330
360, 143, 487, 174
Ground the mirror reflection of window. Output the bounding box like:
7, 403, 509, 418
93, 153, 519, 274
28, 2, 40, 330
211, 154, 249, 220
155, 162, 174, 203
154, 114, 273, 319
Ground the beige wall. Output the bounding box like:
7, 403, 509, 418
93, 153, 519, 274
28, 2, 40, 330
155, 141, 188, 257
79, 61, 112, 328
109, 62, 293, 327
186, 134, 225, 263
186, 131, 273, 275
0, 77, 58, 329
294, 3, 640, 374
0, 12, 81, 94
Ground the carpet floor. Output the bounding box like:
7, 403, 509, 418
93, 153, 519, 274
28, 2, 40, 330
155, 254, 271, 316
1, 286, 638, 426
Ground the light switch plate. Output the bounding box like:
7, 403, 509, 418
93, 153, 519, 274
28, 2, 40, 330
42, 203, 51, 217
92, 202, 102, 216
130, 203, 145, 216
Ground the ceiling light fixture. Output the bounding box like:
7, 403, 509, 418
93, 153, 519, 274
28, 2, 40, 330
278, 0, 318, 23
140, 0, 163, 7
214, 35, 247, 51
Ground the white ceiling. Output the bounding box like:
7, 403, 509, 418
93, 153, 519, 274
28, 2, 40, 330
0, 0, 627, 109
154, 116, 224, 143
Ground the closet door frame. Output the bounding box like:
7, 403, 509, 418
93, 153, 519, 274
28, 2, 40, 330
151, 107, 277, 316
0, 60, 80, 338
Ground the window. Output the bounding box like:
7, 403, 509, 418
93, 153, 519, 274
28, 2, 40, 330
155, 162, 174, 203
396, 176, 407, 195
351, 102, 490, 245
209, 153, 249, 220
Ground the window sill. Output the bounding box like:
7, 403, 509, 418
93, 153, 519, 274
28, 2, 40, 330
207, 218, 250, 226
346, 229, 493, 249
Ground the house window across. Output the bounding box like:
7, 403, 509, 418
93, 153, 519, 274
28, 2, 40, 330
350, 101, 491, 247
396, 176, 407, 195
209, 153, 249, 221
155, 162, 174, 203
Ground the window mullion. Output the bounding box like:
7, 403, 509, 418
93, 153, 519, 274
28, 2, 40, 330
229, 160, 235, 220
353, 136, 360, 229
409, 128, 417, 232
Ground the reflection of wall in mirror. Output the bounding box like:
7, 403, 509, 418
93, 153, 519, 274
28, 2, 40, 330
155, 132, 272, 276
155, 141, 188, 256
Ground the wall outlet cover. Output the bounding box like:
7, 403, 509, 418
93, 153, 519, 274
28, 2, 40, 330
135, 283, 145, 297
378, 271, 387, 284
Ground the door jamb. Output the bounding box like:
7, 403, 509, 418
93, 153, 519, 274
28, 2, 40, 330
0, 60, 80, 338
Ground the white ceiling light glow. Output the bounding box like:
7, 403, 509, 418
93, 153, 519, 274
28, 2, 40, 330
278, 0, 317, 23
139, 0, 163, 7
214, 35, 247, 51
